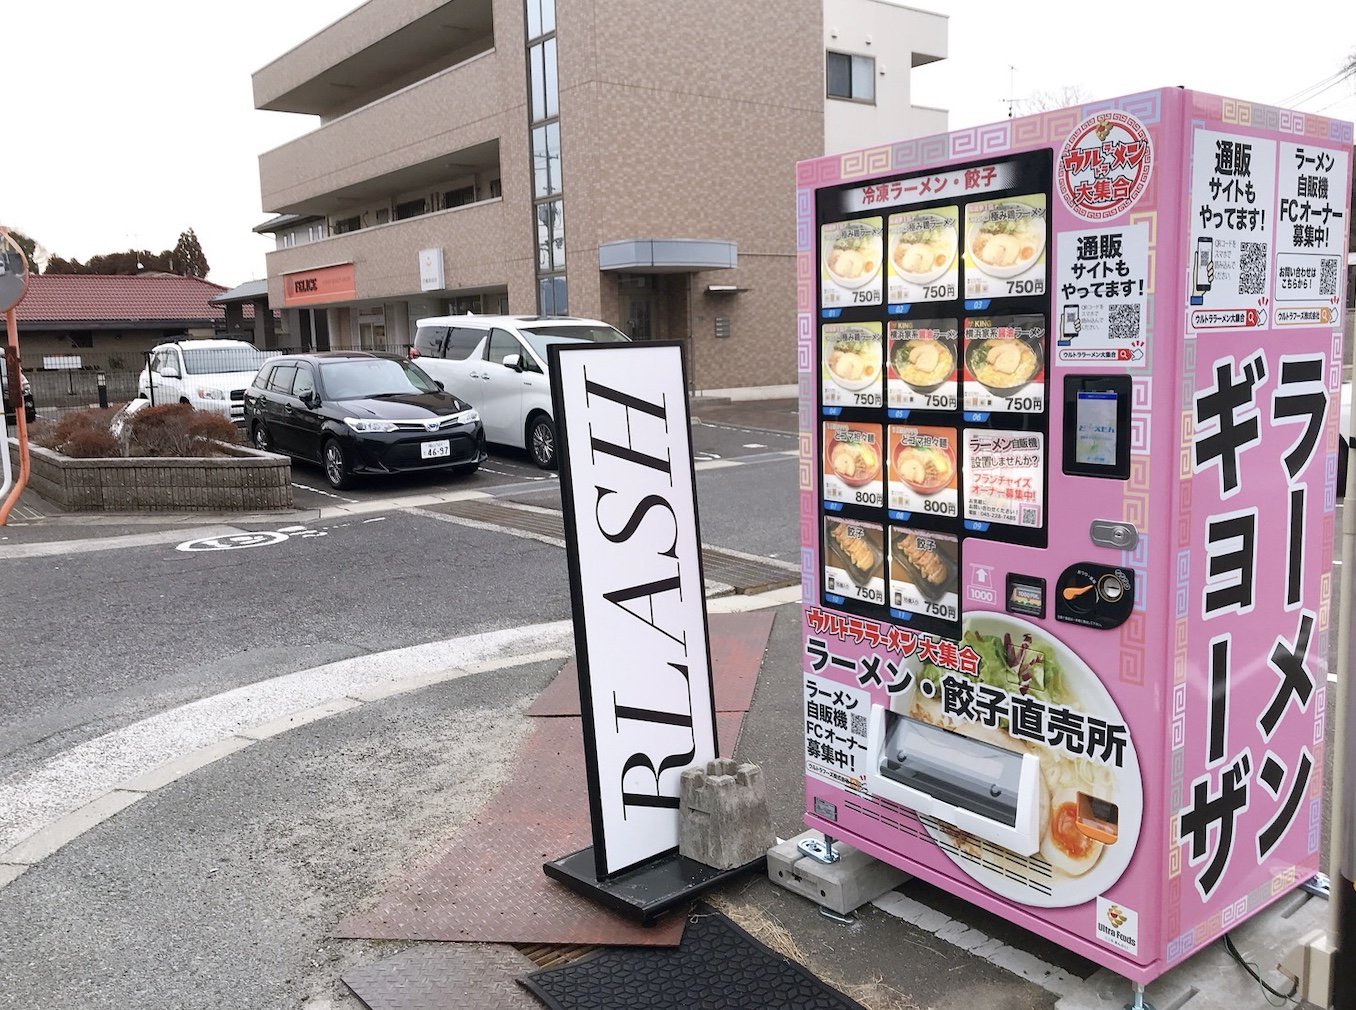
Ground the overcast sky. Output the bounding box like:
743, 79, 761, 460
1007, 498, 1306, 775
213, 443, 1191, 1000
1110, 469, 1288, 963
3, 1, 1353, 287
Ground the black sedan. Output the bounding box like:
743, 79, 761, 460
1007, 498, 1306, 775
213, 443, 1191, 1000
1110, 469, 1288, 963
243, 352, 485, 490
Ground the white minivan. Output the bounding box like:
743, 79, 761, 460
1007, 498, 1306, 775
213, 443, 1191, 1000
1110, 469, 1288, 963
409, 315, 629, 468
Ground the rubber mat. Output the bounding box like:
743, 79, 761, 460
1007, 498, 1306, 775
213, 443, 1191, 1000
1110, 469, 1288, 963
334, 712, 743, 947
343, 943, 541, 1010
527, 610, 776, 718
518, 904, 868, 1010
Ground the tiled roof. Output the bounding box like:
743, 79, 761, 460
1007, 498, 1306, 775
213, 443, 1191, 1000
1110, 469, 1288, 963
14, 274, 238, 324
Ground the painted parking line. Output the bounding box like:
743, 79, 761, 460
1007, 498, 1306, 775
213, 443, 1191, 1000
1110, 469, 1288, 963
291, 481, 359, 504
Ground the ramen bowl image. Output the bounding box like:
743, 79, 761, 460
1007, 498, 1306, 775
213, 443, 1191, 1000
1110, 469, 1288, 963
890, 335, 957, 394
966, 335, 1043, 397
893, 441, 954, 495
827, 437, 882, 488
825, 335, 883, 392
967, 214, 1045, 279
825, 232, 884, 289
891, 222, 957, 284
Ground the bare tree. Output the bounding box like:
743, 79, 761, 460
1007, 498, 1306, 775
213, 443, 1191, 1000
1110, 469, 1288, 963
1013, 85, 1091, 117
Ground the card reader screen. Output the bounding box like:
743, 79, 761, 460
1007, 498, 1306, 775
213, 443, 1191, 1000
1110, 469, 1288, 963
1074, 391, 1118, 467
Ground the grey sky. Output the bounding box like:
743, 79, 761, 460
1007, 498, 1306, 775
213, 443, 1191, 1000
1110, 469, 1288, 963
3, 1, 1352, 287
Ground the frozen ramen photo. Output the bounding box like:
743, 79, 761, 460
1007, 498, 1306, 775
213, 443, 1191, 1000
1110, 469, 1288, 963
967, 208, 1045, 279
891, 218, 957, 283
825, 230, 884, 287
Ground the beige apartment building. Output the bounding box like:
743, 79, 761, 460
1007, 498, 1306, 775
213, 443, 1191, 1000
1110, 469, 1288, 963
253, 0, 947, 391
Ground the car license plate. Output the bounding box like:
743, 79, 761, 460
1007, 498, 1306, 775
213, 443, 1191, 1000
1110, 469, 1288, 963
421, 439, 451, 459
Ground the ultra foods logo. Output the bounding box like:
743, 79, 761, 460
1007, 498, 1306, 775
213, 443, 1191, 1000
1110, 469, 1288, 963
1058, 111, 1153, 221
1094, 898, 1137, 953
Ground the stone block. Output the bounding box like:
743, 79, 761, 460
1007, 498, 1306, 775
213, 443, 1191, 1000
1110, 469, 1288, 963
766, 831, 911, 915
678, 759, 774, 870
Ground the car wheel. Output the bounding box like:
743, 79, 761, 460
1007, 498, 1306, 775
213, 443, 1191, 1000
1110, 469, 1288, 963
323, 438, 354, 490
528, 414, 557, 470
252, 422, 270, 452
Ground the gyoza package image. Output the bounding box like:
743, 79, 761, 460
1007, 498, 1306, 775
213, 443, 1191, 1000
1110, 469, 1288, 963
889, 526, 959, 622
824, 516, 886, 606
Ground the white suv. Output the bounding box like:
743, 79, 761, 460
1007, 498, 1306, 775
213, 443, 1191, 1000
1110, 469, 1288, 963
409, 315, 629, 468
138, 338, 274, 423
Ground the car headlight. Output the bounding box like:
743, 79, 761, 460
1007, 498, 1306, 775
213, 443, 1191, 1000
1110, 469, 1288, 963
344, 417, 398, 433
196, 387, 226, 400
453, 409, 480, 425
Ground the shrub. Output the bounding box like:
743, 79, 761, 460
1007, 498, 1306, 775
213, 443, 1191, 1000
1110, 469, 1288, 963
126, 402, 240, 457
24, 404, 241, 459
58, 427, 120, 458
41, 408, 123, 457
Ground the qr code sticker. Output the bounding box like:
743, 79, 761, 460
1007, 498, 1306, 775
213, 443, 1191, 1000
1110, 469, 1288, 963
1109, 303, 1141, 340
851, 712, 868, 737
1020, 505, 1039, 527
1240, 242, 1266, 294
1320, 258, 1338, 296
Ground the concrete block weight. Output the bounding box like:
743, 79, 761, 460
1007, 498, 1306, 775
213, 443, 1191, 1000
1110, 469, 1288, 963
678, 759, 775, 870
767, 831, 911, 916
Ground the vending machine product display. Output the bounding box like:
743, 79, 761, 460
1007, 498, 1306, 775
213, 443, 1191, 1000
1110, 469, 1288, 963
797, 89, 1352, 983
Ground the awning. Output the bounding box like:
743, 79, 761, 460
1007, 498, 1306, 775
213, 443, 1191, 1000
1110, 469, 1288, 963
598, 238, 737, 274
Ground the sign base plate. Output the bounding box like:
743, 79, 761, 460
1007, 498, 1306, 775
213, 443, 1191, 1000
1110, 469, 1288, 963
544, 846, 765, 925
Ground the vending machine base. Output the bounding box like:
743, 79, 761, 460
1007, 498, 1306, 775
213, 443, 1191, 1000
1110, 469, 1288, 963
544, 846, 765, 925
767, 830, 911, 915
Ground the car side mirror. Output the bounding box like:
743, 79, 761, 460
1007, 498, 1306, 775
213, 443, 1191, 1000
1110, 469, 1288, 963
501, 353, 522, 371
162, 366, 180, 379
435, 380, 445, 391
302, 391, 319, 408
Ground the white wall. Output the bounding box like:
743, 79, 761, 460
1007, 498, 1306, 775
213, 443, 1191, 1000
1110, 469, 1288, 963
823, 0, 949, 154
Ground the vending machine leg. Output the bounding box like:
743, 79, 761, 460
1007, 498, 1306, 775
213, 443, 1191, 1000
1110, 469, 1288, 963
1123, 980, 1155, 1010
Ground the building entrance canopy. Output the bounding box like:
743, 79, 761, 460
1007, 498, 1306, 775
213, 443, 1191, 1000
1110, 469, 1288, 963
598, 239, 737, 274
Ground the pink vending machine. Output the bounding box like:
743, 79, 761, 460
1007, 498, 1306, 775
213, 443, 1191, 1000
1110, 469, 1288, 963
797, 88, 1352, 985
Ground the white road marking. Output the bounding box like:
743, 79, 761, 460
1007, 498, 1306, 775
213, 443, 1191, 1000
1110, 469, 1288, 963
362, 516, 386, 523
0, 622, 576, 863
0, 526, 245, 561
0, 581, 801, 888
291, 481, 359, 504
742, 443, 768, 449
175, 525, 327, 552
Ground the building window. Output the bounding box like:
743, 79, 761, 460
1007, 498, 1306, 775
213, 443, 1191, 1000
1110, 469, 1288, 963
532, 122, 561, 199
538, 275, 567, 315
375, 208, 390, 225
281, 232, 297, 249
528, 38, 559, 122
490, 178, 502, 198
308, 222, 326, 241
444, 185, 477, 208
525, 0, 565, 316
536, 199, 565, 271
395, 198, 427, 221
826, 51, 875, 103
525, 0, 555, 41
334, 215, 361, 235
